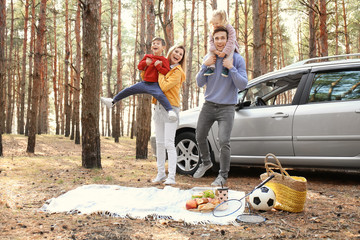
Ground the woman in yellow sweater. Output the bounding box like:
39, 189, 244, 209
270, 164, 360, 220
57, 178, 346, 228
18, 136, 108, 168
152, 45, 186, 185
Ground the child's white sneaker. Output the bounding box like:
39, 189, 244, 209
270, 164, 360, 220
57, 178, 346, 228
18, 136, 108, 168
168, 110, 177, 122
100, 97, 114, 108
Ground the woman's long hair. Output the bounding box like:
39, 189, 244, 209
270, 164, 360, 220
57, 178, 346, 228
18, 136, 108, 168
167, 45, 187, 73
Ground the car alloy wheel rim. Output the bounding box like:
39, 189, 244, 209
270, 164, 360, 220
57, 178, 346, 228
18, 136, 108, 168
176, 138, 199, 172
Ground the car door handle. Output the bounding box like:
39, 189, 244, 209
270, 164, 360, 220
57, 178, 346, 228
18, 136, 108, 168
271, 113, 289, 118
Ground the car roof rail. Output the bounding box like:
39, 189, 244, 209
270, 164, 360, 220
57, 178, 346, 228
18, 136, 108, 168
285, 53, 360, 68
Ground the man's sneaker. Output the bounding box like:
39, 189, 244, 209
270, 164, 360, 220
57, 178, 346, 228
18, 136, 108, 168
211, 175, 227, 187
221, 67, 229, 77
168, 110, 177, 122
204, 68, 215, 76
193, 162, 213, 178
152, 174, 167, 183
164, 177, 176, 185
100, 97, 114, 108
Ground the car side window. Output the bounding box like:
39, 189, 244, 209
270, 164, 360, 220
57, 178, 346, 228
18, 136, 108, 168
243, 74, 302, 107
309, 70, 360, 102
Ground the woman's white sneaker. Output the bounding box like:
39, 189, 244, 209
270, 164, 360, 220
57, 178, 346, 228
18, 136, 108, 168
164, 178, 176, 185
152, 175, 167, 183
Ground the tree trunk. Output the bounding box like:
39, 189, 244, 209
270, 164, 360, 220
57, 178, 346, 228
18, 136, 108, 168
235, 0, 239, 44
276, 0, 284, 68
252, 0, 261, 78
27, 0, 47, 153
74, 1, 81, 144
342, 0, 350, 54
334, 0, 339, 55
131, 0, 140, 139
114, 0, 122, 143
64, 0, 71, 137
52, 3, 60, 135
136, 0, 154, 159
269, 0, 275, 72
183, 0, 187, 47
106, 0, 114, 138
25, 0, 36, 136
19, 0, 29, 135
81, 0, 101, 168
0, 0, 5, 155
259, 0, 268, 75
319, 0, 328, 57
5, 0, 14, 134
211, 0, 217, 10
203, 0, 207, 55
98, 1, 103, 137
242, 0, 249, 77
183, 0, 195, 111
308, 0, 316, 58
164, 0, 174, 51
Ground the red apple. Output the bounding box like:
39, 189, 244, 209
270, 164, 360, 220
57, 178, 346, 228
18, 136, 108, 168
185, 199, 198, 210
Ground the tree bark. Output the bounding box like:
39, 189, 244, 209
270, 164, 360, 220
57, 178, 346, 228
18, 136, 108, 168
5, 0, 14, 134
0, 0, 5, 155
241, 0, 249, 77
52, 4, 60, 135
319, 0, 328, 57
259, 0, 268, 75
114, 0, 122, 143
64, 0, 71, 137
19, 0, 29, 135
74, 1, 81, 144
25, 0, 36, 136
203, 0, 207, 55
211, 0, 217, 10
106, 0, 114, 138
27, 0, 47, 153
136, 0, 154, 159
182, 0, 187, 47
334, 0, 339, 55
252, 0, 261, 78
308, 0, 316, 58
158, 0, 174, 52
341, 0, 350, 54
81, 0, 101, 168
183, 0, 195, 110
268, 0, 275, 72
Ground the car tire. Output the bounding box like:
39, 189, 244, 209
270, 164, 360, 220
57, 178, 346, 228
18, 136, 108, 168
175, 132, 201, 175
175, 131, 218, 175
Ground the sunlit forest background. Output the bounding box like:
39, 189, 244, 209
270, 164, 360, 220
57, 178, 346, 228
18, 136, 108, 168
0, 0, 359, 154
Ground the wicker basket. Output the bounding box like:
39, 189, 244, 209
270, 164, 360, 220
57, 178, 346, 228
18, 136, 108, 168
260, 153, 307, 213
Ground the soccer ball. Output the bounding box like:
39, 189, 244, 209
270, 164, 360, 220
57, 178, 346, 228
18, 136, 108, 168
249, 186, 276, 211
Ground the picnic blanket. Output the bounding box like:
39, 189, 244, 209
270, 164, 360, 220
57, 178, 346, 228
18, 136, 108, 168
40, 184, 245, 225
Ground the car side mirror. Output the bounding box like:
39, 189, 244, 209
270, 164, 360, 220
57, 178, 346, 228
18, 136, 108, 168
235, 100, 251, 111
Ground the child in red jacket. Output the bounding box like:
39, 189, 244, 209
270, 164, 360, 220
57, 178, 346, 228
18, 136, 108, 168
101, 37, 177, 121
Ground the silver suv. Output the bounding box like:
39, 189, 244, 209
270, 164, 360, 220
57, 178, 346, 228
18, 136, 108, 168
151, 54, 360, 175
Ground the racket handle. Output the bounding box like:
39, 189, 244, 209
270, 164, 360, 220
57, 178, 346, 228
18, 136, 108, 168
254, 175, 274, 189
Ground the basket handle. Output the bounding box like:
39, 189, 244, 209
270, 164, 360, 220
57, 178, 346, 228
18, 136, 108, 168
264, 153, 290, 179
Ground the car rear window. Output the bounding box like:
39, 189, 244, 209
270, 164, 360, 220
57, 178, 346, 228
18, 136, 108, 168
309, 70, 360, 102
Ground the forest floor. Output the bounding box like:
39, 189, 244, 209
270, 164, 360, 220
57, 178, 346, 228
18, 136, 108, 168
0, 134, 359, 240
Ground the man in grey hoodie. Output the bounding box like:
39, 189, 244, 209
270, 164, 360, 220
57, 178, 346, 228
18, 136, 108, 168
194, 26, 248, 186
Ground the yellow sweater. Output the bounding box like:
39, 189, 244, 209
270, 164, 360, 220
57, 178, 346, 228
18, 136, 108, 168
152, 65, 185, 107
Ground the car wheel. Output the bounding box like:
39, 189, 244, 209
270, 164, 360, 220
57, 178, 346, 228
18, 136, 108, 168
175, 132, 200, 175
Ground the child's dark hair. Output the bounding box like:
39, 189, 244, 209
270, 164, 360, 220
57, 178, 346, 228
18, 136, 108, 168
213, 26, 228, 39
152, 37, 166, 46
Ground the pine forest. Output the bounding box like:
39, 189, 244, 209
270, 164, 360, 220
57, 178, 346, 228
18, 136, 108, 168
0, 0, 359, 164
